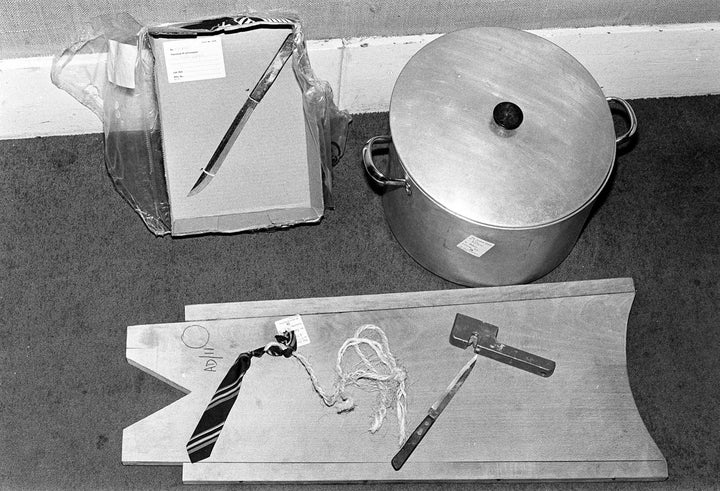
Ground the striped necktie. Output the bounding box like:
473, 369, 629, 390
186, 330, 297, 463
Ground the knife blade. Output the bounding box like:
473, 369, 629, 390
391, 354, 478, 471
187, 31, 295, 197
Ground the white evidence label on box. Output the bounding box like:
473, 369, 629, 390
275, 314, 311, 347
163, 37, 226, 83
457, 234, 495, 258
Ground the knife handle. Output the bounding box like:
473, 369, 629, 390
391, 414, 436, 471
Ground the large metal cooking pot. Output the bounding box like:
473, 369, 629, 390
363, 27, 637, 286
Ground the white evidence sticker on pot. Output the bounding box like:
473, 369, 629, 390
275, 314, 311, 347
163, 37, 226, 83
457, 235, 495, 258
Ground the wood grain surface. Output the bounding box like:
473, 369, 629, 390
123, 278, 667, 482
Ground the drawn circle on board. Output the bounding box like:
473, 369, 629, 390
181, 324, 210, 349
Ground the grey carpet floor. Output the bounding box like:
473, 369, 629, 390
1, 97, 719, 489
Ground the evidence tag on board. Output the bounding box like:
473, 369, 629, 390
275, 314, 311, 347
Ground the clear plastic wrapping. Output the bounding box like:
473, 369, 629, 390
51, 12, 351, 235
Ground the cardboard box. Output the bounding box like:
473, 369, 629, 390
149, 21, 323, 235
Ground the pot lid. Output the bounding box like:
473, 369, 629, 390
389, 27, 616, 228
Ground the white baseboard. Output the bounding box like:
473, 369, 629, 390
1, 23, 719, 140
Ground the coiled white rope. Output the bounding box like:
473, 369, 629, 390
291, 324, 408, 446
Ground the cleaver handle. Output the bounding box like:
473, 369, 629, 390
391, 414, 436, 471
475, 337, 556, 377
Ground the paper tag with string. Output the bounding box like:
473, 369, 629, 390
275, 314, 310, 347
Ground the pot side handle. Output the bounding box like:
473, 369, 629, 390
362, 135, 408, 188
607, 97, 638, 146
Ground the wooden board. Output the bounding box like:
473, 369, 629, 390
123, 278, 667, 483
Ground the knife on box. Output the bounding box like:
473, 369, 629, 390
187, 31, 295, 197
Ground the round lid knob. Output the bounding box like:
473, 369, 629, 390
493, 101, 523, 131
